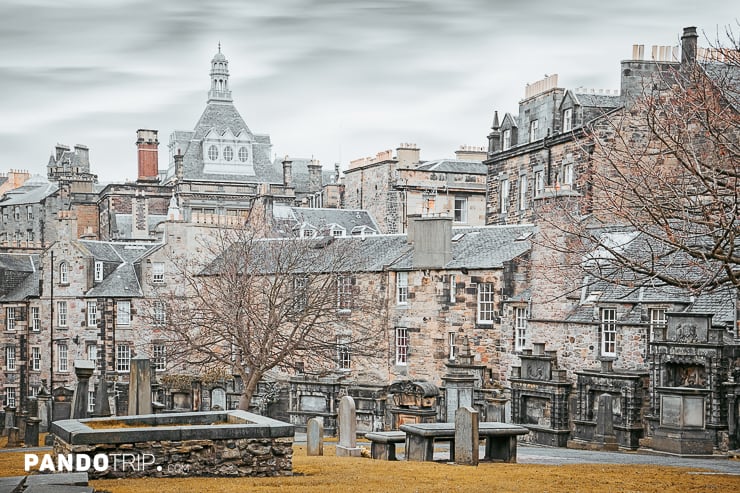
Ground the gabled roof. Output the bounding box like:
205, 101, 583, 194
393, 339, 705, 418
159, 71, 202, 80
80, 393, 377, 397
0, 253, 40, 301
76, 240, 163, 298
500, 112, 518, 129
0, 177, 57, 206
414, 160, 486, 174
288, 208, 380, 236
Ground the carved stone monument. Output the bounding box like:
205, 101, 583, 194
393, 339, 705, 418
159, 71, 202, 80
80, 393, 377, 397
593, 393, 618, 451
336, 396, 362, 457
71, 360, 96, 419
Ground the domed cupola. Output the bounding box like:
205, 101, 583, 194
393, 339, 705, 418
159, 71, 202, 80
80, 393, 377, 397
208, 43, 232, 103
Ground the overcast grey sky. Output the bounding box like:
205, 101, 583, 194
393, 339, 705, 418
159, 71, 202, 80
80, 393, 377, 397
0, 0, 736, 182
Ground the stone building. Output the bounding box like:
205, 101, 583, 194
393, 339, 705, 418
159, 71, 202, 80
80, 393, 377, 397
343, 144, 488, 234
0, 170, 31, 196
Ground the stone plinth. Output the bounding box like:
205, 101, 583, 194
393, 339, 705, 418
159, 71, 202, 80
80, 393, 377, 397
72, 360, 96, 419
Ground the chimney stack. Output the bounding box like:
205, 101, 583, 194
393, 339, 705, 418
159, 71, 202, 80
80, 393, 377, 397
681, 26, 698, 66
282, 155, 294, 189
55, 144, 70, 162
408, 215, 452, 268
174, 151, 184, 181
74, 145, 90, 171
307, 159, 322, 193
397, 143, 420, 168
136, 129, 159, 182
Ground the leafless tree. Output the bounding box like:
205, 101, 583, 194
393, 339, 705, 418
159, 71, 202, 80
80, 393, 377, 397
147, 225, 387, 410
538, 27, 739, 295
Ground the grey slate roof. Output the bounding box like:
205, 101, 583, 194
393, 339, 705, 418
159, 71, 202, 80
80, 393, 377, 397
77, 240, 163, 298
0, 177, 57, 206
276, 158, 336, 194
112, 214, 169, 239
0, 253, 40, 301
414, 160, 486, 174
288, 207, 380, 235
571, 92, 622, 108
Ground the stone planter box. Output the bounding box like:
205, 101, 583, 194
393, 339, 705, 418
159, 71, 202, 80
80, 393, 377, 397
51, 410, 293, 478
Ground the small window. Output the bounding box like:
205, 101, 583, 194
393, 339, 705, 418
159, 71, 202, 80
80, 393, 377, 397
154, 301, 167, 325
502, 129, 511, 150
302, 228, 315, 238
600, 308, 617, 357
87, 344, 98, 368
519, 175, 528, 211
59, 262, 69, 284
152, 262, 164, 283
57, 301, 67, 327
477, 283, 495, 324
395, 327, 409, 365
153, 344, 166, 371
454, 196, 468, 223
396, 272, 408, 305
649, 308, 667, 342
5, 387, 15, 407
94, 261, 103, 282
116, 344, 131, 373
31, 306, 40, 332
223, 146, 234, 162
31, 347, 41, 371
13, 206, 20, 221
448, 332, 457, 360
87, 301, 97, 327
58, 342, 68, 372
117, 300, 131, 326
337, 336, 351, 370
207, 145, 219, 161
562, 163, 573, 186
534, 170, 545, 197
5, 346, 16, 371
563, 108, 573, 132
27, 206, 33, 220
331, 227, 345, 237
88, 390, 95, 413
238, 146, 249, 162
337, 276, 353, 310
500, 178, 510, 213
5, 307, 16, 331
514, 306, 527, 351
529, 120, 539, 142
449, 274, 456, 303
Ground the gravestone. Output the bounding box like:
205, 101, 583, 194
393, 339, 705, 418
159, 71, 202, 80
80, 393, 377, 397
16, 410, 28, 441
336, 396, 362, 457
594, 393, 618, 451
3, 406, 15, 437
6, 427, 20, 448
128, 356, 153, 415
93, 378, 112, 417
25, 417, 40, 447
307, 417, 324, 456
454, 406, 479, 466
71, 360, 96, 419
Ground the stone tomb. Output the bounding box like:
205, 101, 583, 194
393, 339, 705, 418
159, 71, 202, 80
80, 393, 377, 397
51, 410, 294, 478
388, 380, 439, 429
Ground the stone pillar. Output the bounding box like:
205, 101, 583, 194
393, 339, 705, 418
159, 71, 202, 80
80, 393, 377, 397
454, 406, 479, 466
71, 360, 96, 419
307, 417, 324, 456
16, 410, 28, 441
594, 393, 618, 451
336, 396, 362, 457
128, 356, 153, 416
24, 417, 40, 447
3, 406, 16, 436
6, 427, 20, 448
93, 378, 112, 417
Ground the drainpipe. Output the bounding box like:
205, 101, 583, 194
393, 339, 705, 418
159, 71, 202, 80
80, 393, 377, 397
50, 250, 54, 394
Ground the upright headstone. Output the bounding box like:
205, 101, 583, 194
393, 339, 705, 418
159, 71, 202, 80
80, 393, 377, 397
16, 410, 28, 440
128, 356, 153, 416
93, 378, 112, 417
336, 396, 362, 457
71, 360, 96, 419
6, 427, 20, 448
3, 406, 16, 437
24, 417, 40, 447
454, 406, 479, 465
594, 393, 618, 451
307, 417, 324, 456
36, 390, 52, 432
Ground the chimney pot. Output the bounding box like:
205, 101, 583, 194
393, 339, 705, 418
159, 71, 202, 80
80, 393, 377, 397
681, 26, 698, 65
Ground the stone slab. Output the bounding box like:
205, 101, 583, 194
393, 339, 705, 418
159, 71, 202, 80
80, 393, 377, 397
24, 487, 94, 493
0, 476, 24, 493
25, 472, 89, 486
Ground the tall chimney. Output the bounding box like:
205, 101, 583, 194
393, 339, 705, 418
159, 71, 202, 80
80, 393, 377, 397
397, 143, 420, 168
174, 151, 184, 181
55, 144, 70, 162
334, 162, 341, 184
74, 145, 90, 172
282, 155, 294, 189
409, 216, 452, 268
681, 26, 698, 65
307, 159, 322, 193
136, 129, 159, 182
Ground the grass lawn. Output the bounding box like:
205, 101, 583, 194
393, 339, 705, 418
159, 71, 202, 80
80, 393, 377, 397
1, 443, 738, 492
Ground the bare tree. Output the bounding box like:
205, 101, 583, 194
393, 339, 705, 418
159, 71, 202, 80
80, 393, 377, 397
148, 226, 387, 410
539, 28, 739, 294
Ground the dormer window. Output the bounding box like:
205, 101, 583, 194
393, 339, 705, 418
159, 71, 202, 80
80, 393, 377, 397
59, 262, 69, 284
208, 145, 219, 161
502, 129, 511, 150
238, 147, 249, 162
563, 108, 573, 132
223, 146, 234, 161
94, 261, 103, 282
529, 120, 539, 142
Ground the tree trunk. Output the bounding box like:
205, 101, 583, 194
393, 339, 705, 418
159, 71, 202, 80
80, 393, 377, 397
237, 371, 262, 411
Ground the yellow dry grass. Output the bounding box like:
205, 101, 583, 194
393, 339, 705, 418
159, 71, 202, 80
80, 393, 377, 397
1, 444, 737, 492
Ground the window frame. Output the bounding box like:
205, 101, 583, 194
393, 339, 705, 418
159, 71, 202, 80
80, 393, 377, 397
152, 262, 165, 283
94, 261, 103, 282
58, 342, 69, 372
57, 301, 67, 327
500, 178, 510, 213
31, 306, 40, 331
477, 282, 495, 325
154, 301, 167, 326
153, 344, 166, 371
563, 108, 573, 132
395, 327, 409, 365
649, 307, 667, 342
5, 307, 16, 331
514, 306, 527, 351
502, 129, 511, 150
534, 170, 545, 197
448, 332, 457, 361
336, 336, 351, 370
529, 119, 539, 141
5, 346, 16, 371
600, 308, 617, 357
449, 274, 456, 303
31, 346, 41, 371
337, 276, 353, 311
6, 387, 15, 407
116, 300, 131, 326
59, 261, 69, 284
396, 271, 409, 305
116, 344, 131, 373
87, 344, 98, 368
453, 196, 468, 223
519, 175, 528, 211
87, 300, 98, 327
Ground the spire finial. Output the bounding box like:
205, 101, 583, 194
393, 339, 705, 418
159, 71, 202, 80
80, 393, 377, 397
218, 42, 221, 53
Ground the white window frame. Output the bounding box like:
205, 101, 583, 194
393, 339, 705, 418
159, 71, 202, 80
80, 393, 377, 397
117, 300, 131, 326
649, 308, 667, 342
152, 262, 165, 283
116, 344, 131, 373
449, 274, 456, 303
563, 162, 574, 186
477, 282, 495, 325
529, 119, 539, 141
59, 262, 69, 284
6, 387, 16, 407
58, 342, 68, 372
87, 344, 98, 368
94, 261, 103, 282
396, 272, 408, 305
27, 205, 33, 220
601, 308, 617, 357
31, 306, 40, 331
13, 206, 20, 221
5, 346, 16, 371
88, 389, 96, 413
519, 175, 528, 211
336, 336, 351, 370
500, 178, 510, 213
154, 301, 167, 325
395, 327, 408, 365
87, 301, 97, 327
563, 108, 573, 132
337, 276, 353, 310
31, 346, 41, 371
514, 306, 528, 351
454, 196, 468, 223
153, 344, 166, 371
534, 170, 545, 197
448, 332, 457, 360
5, 307, 16, 331
57, 301, 67, 327
502, 129, 511, 150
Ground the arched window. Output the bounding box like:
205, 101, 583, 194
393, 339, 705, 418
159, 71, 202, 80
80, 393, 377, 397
208, 145, 218, 161
59, 261, 69, 284
238, 147, 249, 162
223, 146, 234, 162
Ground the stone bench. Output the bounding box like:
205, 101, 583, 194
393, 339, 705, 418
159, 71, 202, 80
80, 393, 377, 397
399, 422, 529, 463
364, 431, 406, 460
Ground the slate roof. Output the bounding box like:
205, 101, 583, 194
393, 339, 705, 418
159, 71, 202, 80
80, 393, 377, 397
414, 160, 486, 174
288, 207, 380, 235
112, 214, 169, 239
279, 158, 337, 193
77, 240, 163, 297
571, 92, 622, 108
0, 177, 57, 206
0, 253, 40, 301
